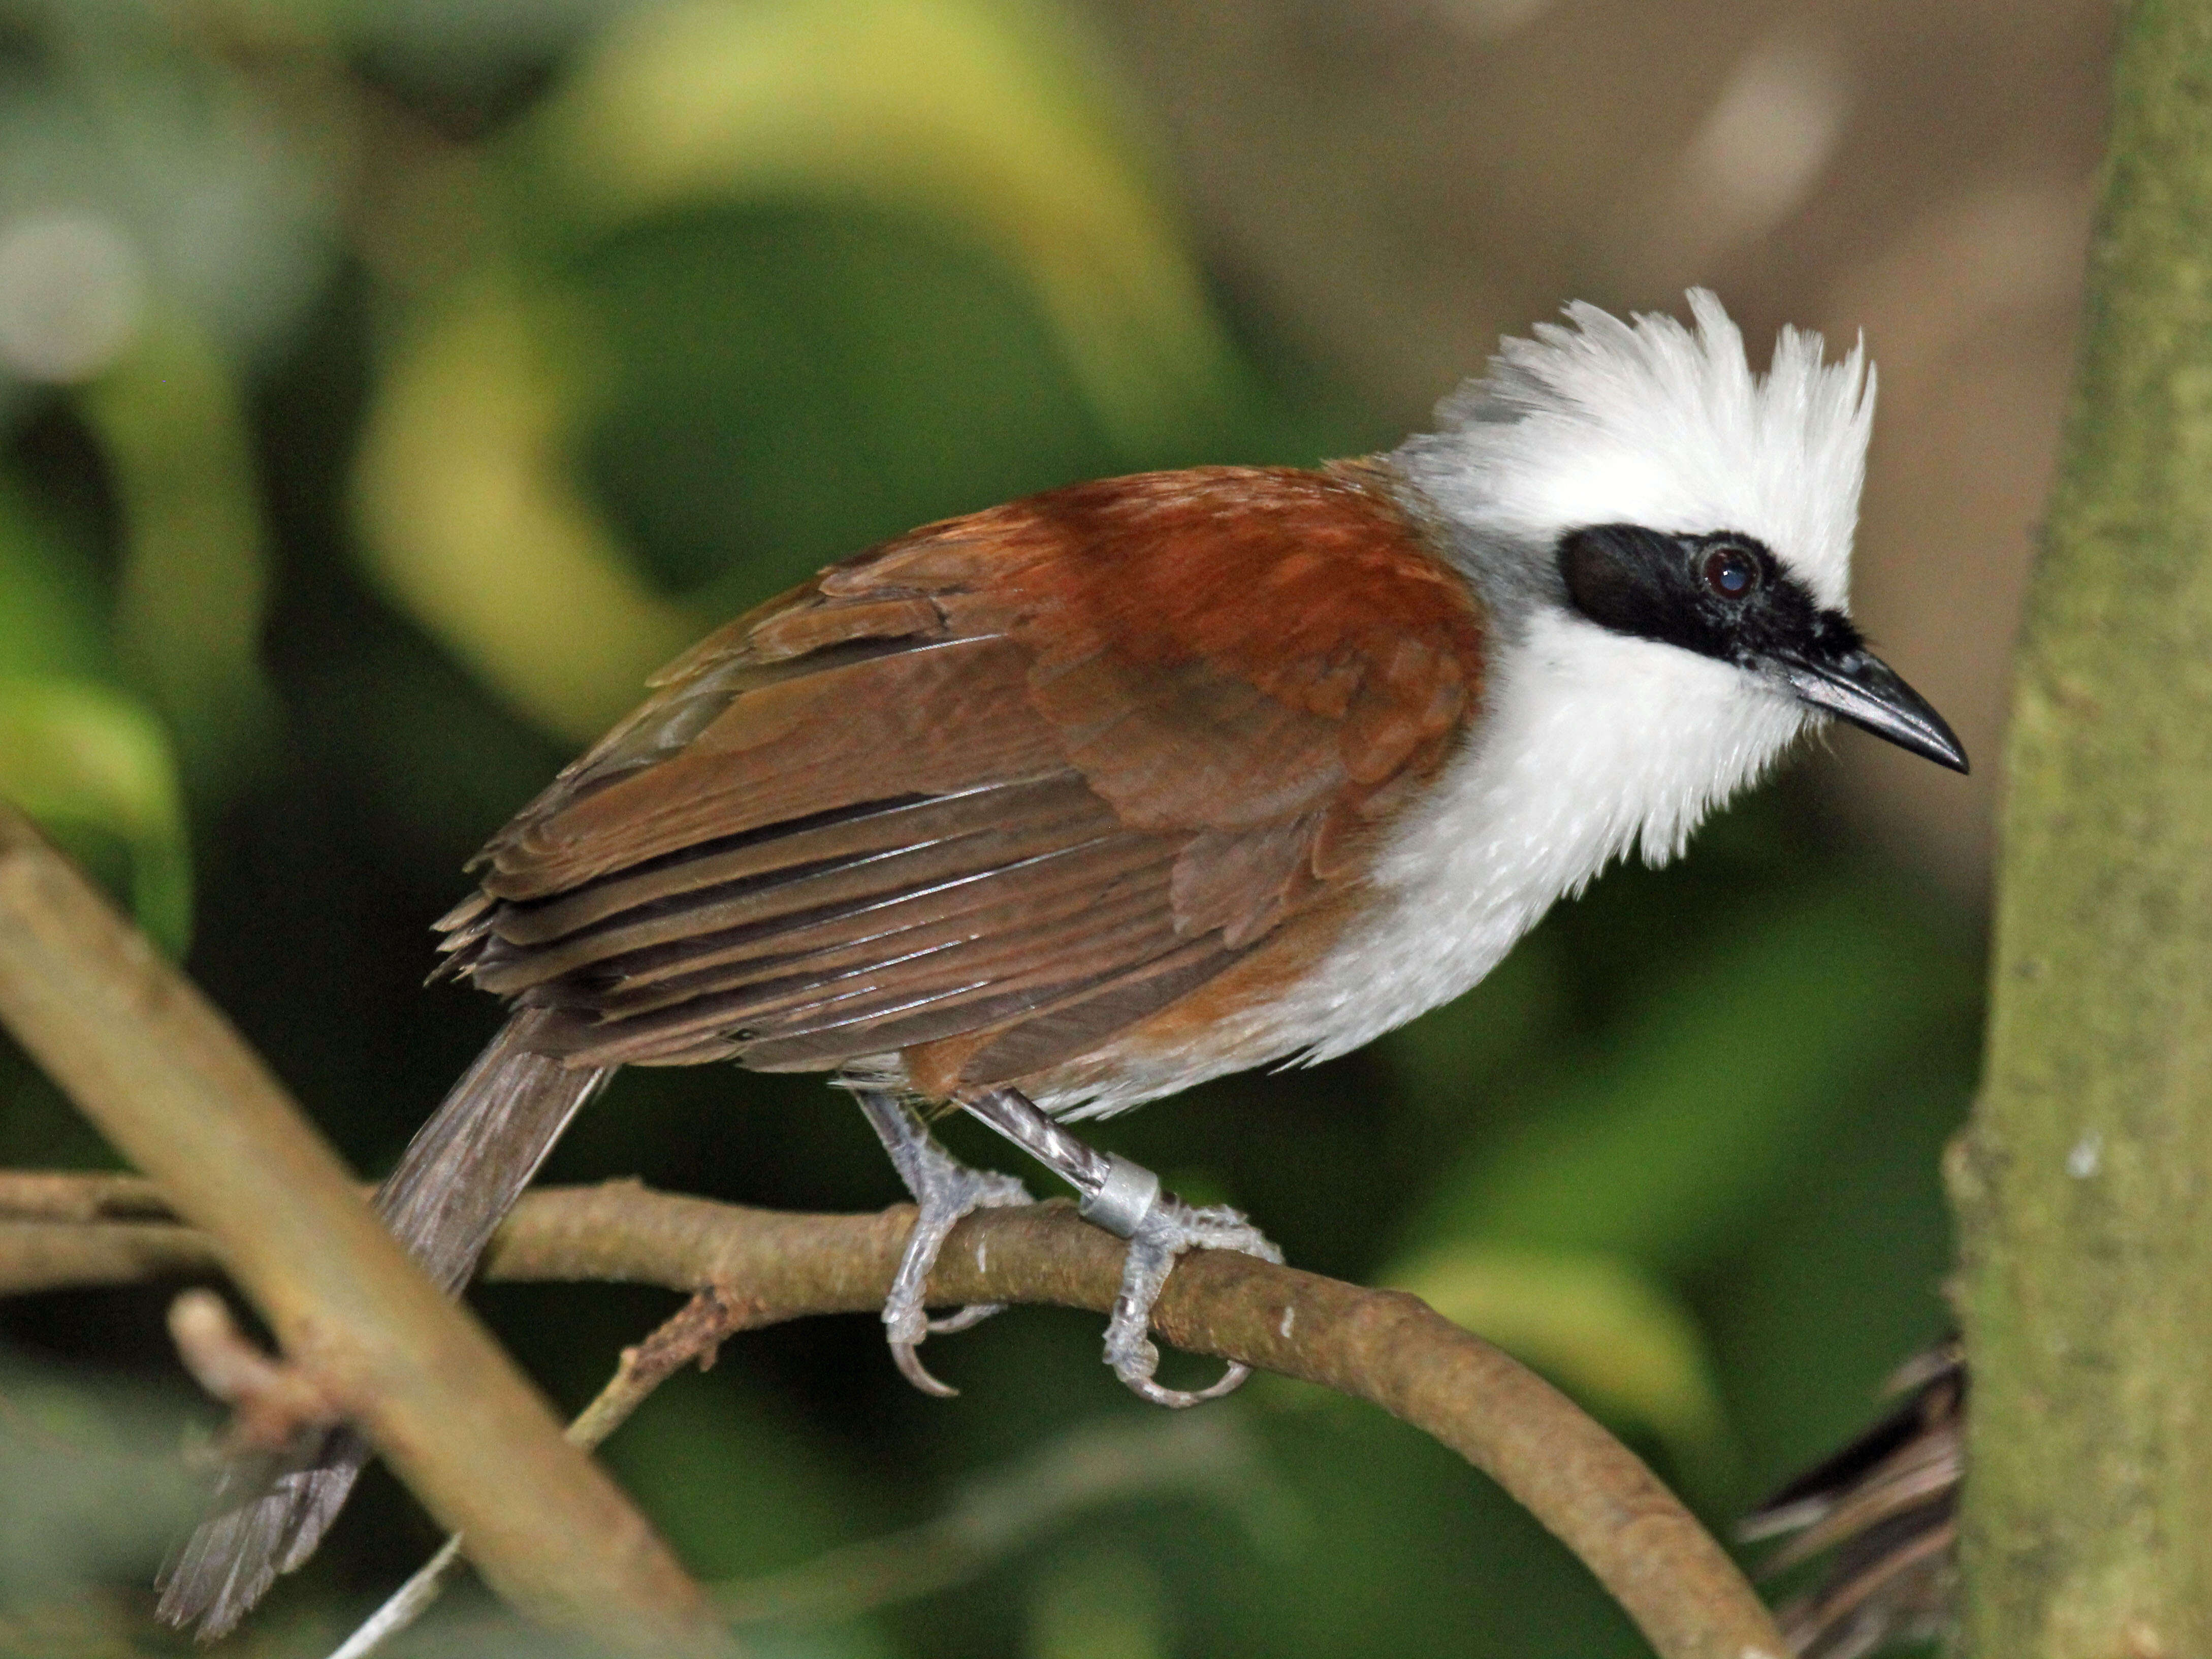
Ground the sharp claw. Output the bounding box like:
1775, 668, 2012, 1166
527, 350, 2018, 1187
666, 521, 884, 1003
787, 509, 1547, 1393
1097, 1196, 1278, 1408
1123, 1361, 1255, 1409
926, 1301, 1005, 1335
1105, 1319, 1259, 1407
856, 1094, 1033, 1399
891, 1339, 959, 1398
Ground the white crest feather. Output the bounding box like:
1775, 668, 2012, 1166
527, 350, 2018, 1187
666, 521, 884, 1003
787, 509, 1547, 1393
1422, 289, 1873, 608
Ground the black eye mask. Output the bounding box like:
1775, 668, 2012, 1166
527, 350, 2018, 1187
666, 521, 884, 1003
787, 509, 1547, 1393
1557, 523, 1864, 671
1556, 523, 1967, 773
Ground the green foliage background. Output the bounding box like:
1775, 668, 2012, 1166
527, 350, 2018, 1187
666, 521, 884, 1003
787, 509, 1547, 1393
0, 3, 1973, 1654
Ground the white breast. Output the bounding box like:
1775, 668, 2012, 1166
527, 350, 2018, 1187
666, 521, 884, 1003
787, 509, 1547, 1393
1047, 610, 1809, 1119
1307, 606, 1809, 1047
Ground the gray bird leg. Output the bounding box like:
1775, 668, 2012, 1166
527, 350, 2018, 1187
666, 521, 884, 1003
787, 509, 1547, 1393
955, 1086, 1281, 1408
852, 1087, 1032, 1397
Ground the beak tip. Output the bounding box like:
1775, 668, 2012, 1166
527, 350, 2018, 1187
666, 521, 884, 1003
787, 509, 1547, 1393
1922, 718, 1971, 776
1767, 645, 1970, 778
1884, 723, 1970, 777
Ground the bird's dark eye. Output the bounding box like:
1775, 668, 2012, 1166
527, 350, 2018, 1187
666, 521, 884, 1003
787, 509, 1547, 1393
1702, 547, 1758, 600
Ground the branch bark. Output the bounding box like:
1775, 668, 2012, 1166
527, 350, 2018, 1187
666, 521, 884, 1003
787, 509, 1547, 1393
0, 796, 1789, 1658
1950, 3, 2212, 1652
0, 1171, 1788, 1659
0, 803, 736, 1659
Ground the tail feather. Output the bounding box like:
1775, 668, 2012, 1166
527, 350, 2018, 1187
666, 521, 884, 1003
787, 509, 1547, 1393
156, 1012, 610, 1639
374, 1014, 612, 1294
1741, 1342, 1964, 1659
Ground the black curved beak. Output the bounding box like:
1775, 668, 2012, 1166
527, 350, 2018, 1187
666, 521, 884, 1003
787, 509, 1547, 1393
1761, 646, 1969, 774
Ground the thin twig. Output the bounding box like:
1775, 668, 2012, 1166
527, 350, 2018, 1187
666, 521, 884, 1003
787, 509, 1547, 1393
572, 1284, 757, 1446
327, 1534, 465, 1659
0, 1170, 179, 1220
0, 803, 734, 1659
332, 1287, 756, 1658
0, 1170, 1788, 1659
166, 1287, 340, 1455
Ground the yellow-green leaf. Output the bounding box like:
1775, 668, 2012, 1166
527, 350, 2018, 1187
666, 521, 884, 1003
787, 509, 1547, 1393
528, 0, 1236, 449
350, 268, 701, 744
0, 678, 191, 954
1386, 1242, 1733, 1477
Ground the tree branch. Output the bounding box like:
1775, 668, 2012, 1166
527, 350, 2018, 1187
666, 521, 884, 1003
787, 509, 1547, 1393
0, 796, 1786, 1658
0, 802, 735, 1659
332, 1287, 755, 1659
0, 1170, 1788, 1659
1949, 2, 2212, 1653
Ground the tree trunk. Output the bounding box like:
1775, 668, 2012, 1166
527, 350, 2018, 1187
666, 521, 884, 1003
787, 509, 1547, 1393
1951, 3, 2212, 1654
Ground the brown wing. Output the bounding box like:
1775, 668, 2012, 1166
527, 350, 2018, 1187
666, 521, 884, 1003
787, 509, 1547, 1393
442, 462, 1485, 1089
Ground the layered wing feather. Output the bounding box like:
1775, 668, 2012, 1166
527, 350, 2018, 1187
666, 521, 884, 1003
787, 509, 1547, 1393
442, 463, 1486, 1090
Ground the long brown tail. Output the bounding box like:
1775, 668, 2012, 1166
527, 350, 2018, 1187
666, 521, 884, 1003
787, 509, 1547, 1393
1739, 1342, 1963, 1659
155, 1012, 611, 1639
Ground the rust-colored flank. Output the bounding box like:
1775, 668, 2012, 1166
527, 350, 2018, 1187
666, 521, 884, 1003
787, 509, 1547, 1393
440, 463, 1487, 1100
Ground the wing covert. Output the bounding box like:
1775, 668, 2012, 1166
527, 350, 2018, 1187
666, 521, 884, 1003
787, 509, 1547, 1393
442, 463, 1485, 1086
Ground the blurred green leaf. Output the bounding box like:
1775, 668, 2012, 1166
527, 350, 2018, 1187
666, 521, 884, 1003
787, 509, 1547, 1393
77, 310, 277, 800
354, 0, 1254, 748
0, 677, 191, 954
601, 1364, 877, 1575
719, 1410, 1297, 1628
1385, 1242, 1732, 1476
574, 202, 1127, 607
0, 410, 197, 955
0, 2, 337, 390
1209, 1399, 1651, 1657
0, 1348, 200, 1604
1412, 881, 1972, 1275
529, 0, 1237, 451
1380, 930, 1569, 1124
352, 266, 700, 743
0, 478, 106, 683
1023, 1543, 1167, 1659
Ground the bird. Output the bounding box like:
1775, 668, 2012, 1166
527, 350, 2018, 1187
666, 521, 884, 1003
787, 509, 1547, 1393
157, 290, 1968, 1638
1740, 1341, 1963, 1659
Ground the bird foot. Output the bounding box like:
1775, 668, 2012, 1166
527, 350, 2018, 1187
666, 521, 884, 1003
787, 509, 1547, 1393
1088, 1166, 1283, 1408
877, 1126, 1032, 1397
947, 1093, 1286, 1410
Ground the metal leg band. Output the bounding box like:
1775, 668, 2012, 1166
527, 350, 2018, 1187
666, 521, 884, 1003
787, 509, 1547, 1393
1077, 1152, 1162, 1239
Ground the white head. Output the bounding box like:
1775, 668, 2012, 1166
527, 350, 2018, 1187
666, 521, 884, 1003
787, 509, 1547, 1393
1419, 289, 1872, 610
1392, 290, 1964, 854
